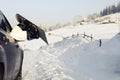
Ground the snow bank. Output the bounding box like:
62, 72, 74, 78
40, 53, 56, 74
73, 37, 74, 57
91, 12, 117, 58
22, 33, 120, 80
22, 50, 74, 80
21, 23, 120, 80
58, 33, 120, 80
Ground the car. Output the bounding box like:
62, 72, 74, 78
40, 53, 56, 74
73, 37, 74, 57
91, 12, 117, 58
0, 10, 23, 80
0, 11, 48, 80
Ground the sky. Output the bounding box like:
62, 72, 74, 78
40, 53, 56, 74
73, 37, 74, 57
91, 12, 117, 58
0, 0, 120, 27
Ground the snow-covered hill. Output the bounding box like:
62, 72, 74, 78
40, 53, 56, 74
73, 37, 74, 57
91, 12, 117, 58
21, 23, 120, 80
95, 13, 120, 24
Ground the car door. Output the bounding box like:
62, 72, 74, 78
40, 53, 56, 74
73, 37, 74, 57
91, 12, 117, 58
7, 35, 23, 79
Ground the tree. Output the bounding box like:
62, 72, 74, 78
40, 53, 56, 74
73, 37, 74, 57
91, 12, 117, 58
111, 5, 116, 13
117, 2, 120, 12
87, 13, 100, 21
39, 24, 48, 32
73, 15, 83, 24
100, 1, 120, 17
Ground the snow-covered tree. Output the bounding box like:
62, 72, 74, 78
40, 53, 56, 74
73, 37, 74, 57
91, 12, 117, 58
73, 15, 83, 23
87, 13, 100, 21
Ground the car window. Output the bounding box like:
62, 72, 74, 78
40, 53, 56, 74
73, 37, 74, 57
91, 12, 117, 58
0, 11, 15, 43
0, 11, 12, 32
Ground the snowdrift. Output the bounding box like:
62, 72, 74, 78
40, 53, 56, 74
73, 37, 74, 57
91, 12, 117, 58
22, 32, 120, 80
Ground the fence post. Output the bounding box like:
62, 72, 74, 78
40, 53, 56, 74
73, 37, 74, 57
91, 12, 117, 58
91, 34, 93, 41
99, 39, 102, 47
83, 32, 85, 38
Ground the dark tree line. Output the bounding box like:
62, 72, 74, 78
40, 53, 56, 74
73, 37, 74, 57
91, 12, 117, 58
100, 2, 120, 16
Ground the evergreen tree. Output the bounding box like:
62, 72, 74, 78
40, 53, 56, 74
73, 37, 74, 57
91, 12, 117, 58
111, 5, 116, 13
100, 1, 120, 16
117, 2, 120, 12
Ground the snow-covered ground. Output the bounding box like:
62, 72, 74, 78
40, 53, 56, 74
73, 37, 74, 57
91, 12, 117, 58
21, 23, 120, 80
19, 23, 119, 50
95, 13, 120, 24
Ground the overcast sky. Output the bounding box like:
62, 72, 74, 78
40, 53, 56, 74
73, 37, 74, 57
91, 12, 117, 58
0, 0, 119, 26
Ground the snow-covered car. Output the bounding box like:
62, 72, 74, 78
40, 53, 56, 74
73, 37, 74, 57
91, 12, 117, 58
0, 11, 48, 80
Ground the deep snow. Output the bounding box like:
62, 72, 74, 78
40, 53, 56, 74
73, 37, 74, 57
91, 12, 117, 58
21, 23, 120, 80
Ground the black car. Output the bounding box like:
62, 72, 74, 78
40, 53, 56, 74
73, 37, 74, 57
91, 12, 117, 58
0, 11, 48, 80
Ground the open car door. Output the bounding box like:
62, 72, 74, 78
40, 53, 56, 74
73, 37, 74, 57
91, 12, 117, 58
16, 14, 48, 44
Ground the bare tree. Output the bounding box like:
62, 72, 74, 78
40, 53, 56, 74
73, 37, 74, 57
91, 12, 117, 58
87, 13, 100, 21
73, 15, 83, 24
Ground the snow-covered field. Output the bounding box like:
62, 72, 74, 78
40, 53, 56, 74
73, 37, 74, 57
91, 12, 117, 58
20, 23, 120, 80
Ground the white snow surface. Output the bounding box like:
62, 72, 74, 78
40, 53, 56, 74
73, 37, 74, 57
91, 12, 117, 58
21, 23, 120, 80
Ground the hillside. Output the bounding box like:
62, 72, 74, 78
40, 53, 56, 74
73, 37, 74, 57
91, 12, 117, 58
95, 13, 120, 24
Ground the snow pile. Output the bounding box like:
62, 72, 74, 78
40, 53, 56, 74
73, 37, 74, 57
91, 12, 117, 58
22, 36, 85, 80
58, 33, 120, 80
22, 32, 120, 80
22, 50, 74, 80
